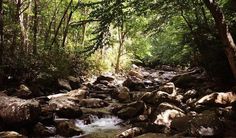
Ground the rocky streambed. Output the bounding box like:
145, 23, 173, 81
0, 65, 236, 138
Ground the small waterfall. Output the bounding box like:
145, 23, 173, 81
75, 116, 122, 134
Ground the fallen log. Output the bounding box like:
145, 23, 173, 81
0, 95, 40, 125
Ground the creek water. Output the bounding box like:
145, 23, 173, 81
74, 116, 125, 138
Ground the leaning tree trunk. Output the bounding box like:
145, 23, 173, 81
203, 0, 236, 80
0, 95, 40, 125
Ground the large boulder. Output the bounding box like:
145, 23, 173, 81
46, 89, 86, 118
0, 95, 40, 125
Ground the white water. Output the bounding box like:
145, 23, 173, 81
75, 116, 122, 134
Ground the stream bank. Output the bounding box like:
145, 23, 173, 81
0, 65, 236, 137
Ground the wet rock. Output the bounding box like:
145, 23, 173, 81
14, 84, 32, 99
55, 120, 83, 137
115, 101, 145, 119
123, 76, 145, 91
0, 95, 40, 125
58, 79, 72, 91
33, 122, 56, 137
79, 98, 109, 108
0, 131, 25, 138
68, 76, 81, 90
189, 110, 223, 137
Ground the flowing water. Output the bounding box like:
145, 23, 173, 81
74, 116, 126, 138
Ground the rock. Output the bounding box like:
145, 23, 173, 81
89, 93, 107, 99
170, 116, 192, 133
153, 103, 185, 128
159, 82, 176, 95
92, 84, 110, 91
14, 84, 32, 99
33, 122, 56, 137
0, 131, 25, 138
117, 127, 146, 138
194, 92, 236, 109
68, 76, 81, 90
48, 89, 87, 100
81, 107, 111, 118
158, 102, 185, 113
112, 86, 130, 102
123, 76, 145, 91
128, 70, 143, 79
58, 79, 72, 91
154, 109, 185, 127
136, 133, 168, 138
79, 98, 109, 108
183, 89, 198, 101
56, 106, 83, 118
141, 91, 181, 105
0, 95, 40, 125
115, 101, 145, 119
55, 120, 83, 137
95, 75, 115, 83
223, 119, 236, 137
47, 90, 86, 118
189, 110, 223, 137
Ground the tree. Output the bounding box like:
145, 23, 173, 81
203, 0, 236, 80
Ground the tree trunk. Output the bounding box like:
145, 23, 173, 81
115, 26, 125, 73
0, 0, 3, 64
33, 0, 38, 54
0, 95, 40, 125
203, 0, 236, 80
51, 0, 73, 49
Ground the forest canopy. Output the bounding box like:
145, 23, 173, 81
0, 0, 236, 83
